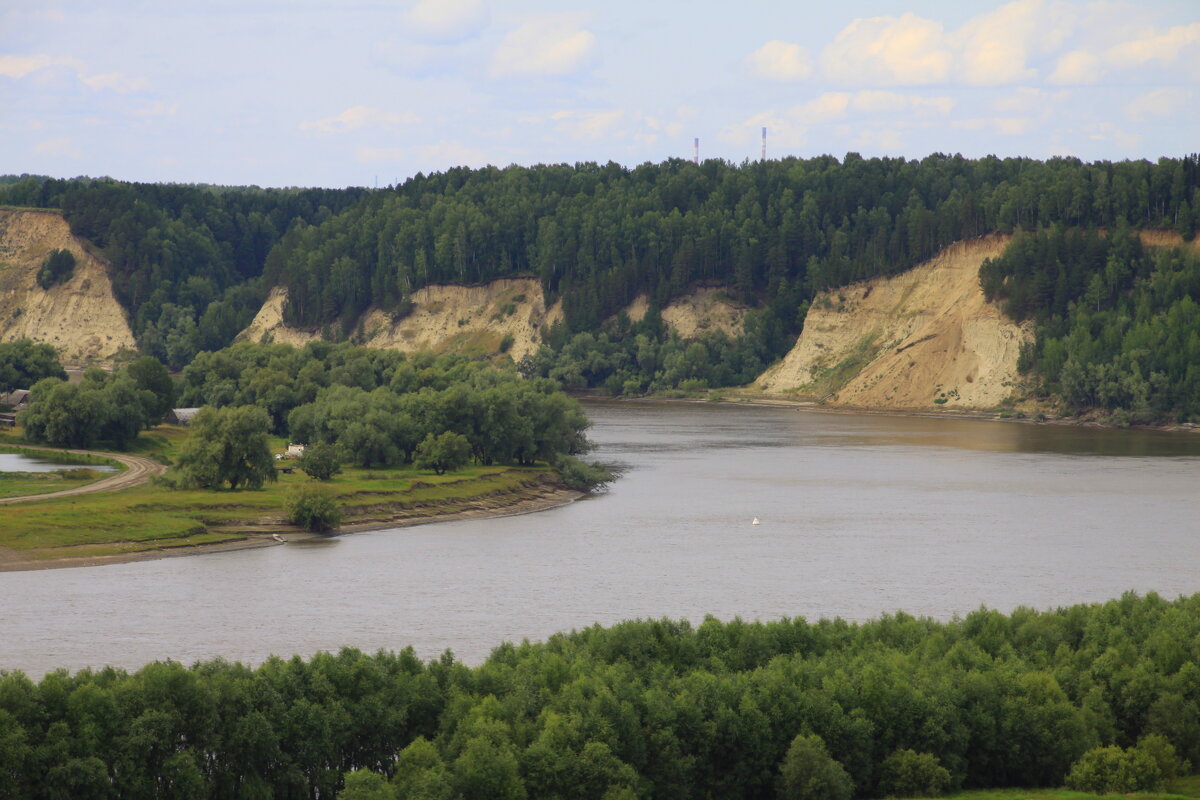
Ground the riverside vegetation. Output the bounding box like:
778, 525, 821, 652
0, 592, 1196, 799
2, 342, 608, 555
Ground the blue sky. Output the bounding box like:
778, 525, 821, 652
2, 0, 1197, 187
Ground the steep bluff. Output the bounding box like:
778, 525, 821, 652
756, 235, 1032, 410
619, 287, 748, 338
0, 208, 136, 362
240, 278, 563, 362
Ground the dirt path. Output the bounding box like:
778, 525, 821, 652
0, 446, 166, 504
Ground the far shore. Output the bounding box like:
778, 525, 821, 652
587, 391, 1200, 435
0, 485, 584, 574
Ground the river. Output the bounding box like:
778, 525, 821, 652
1, 401, 1198, 677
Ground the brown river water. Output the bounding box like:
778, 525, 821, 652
2, 401, 1198, 677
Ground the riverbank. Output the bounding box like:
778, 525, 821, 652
617, 389, 1200, 435
0, 478, 584, 572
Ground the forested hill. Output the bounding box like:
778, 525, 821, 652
260, 155, 1200, 339
3, 156, 1199, 406
0, 176, 368, 367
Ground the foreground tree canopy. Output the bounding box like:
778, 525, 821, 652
0, 592, 1195, 799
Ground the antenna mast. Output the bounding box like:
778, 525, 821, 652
694, 137, 699, 165
761, 127, 767, 161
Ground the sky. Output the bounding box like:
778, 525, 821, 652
2, 0, 1198, 188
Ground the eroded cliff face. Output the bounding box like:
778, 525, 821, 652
0, 208, 136, 362
756, 235, 1033, 410
239, 278, 563, 362
619, 288, 748, 338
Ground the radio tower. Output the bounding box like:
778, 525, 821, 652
694, 137, 699, 165
761, 127, 767, 161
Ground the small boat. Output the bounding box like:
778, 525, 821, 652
752, 517, 760, 526
272, 533, 285, 543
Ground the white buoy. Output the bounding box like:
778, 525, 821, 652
752, 517, 760, 526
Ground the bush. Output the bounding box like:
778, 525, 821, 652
413, 431, 471, 475
1063, 736, 1184, 795
298, 441, 341, 481
285, 484, 343, 533
36, 248, 76, 289
777, 734, 853, 800
878, 749, 952, 797
552, 454, 614, 492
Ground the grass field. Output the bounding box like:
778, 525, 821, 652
0, 425, 563, 563
918, 778, 1200, 800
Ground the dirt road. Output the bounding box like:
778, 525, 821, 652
0, 446, 166, 505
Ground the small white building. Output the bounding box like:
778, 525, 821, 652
286, 443, 307, 458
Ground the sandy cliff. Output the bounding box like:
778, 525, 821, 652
240, 278, 563, 362
0, 208, 136, 362
619, 287, 748, 338
756, 235, 1032, 410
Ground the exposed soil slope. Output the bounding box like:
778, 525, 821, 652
0, 208, 136, 361
619, 287, 748, 338
756, 235, 1031, 410
240, 278, 563, 361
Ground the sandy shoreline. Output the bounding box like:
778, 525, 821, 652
611, 392, 1200, 435
0, 486, 584, 574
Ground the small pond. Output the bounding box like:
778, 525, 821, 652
0, 452, 117, 473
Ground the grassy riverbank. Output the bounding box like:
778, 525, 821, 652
915, 780, 1200, 800
0, 425, 574, 569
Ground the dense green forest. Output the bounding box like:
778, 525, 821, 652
4, 154, 1198, 406
0, 592, 1194, 799
0, 176, 367, 367
980, 225, 1200, 420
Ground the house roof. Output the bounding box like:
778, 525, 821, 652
171, 407, 202, 423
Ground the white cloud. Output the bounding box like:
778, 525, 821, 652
850, 91, 909, 113
0, 54, 81, 79
490, 14, 596, 78
405, 0, 488, 43
820, 12, 952, 85
853, 128, 905, 151
1085, 121, 1142, 151
551, 109, 625, 140
746, 40, 812, 81
134, 101, 180, 118
1047, 50, 1100, 84
300, 106, 420, 135
800, 92, 852, 123
1124, 88, 1193, 121
950, 116, 1034, 135
950, 0, 1072, 86
82, 72, 149, 93
417, 140, 491, 168
34, 137, 81, 158
816, 0, 1197, 88
994, 87, 1068, 112
357, 146, 407, 163
910, 96, 955, 115
1106, 22, 1200, 68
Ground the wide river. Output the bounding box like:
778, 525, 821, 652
2, 401, 1198, 677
